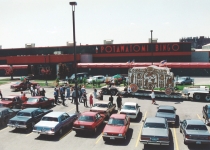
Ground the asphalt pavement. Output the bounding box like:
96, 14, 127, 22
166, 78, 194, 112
0, 81, 210, 150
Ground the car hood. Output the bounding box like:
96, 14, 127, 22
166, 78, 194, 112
74, 120, 94, 126
186, 130, 210, 136
156, 112, 176, 119
0, 101, 12, 105
90, 107, 106, 112
10, 116, 31, 122
103, 125, 125, 133
35, 121, 59, 128
142, 128, 168, 137
120, 109, 136, 113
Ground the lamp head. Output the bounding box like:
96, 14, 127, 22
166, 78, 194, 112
69, 2, 77, 6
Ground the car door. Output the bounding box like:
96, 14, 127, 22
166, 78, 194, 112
8, 108, 16, 118
33, 109, 44, 123
14, 97, 22, 109
96, 113, 103, 126
124, 117, 129, 134
38, 97, 45, 108
181, 120, 187, 136
63, 113, 71, 127
60, 114, 68, 128
43, 97, 50, 107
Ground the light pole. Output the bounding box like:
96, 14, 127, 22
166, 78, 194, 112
69, 1, 79, 113
150, 30, 153, 65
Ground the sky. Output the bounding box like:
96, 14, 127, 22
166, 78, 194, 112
0, 0, 210, 48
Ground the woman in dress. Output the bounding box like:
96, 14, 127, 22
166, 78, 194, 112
89, 94, 93, 107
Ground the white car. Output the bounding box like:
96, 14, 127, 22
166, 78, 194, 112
86, 75, 105, 84
120, 102, 140, 119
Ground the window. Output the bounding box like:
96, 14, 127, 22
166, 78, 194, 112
39, 98, 45, 102
186, 125, 207, 130
97, 113, 101, 119
108, 118, 124, 126
63, 113, 70, 119
3, 110, 9, 115
42, 117, 58, 122
144, 122, 166, 129
182, 120, 187, 128
44, 97, 48, 101
157, 109, 174, 113
78, 115, 94, 122
35, 109, 43, 116
60, 115, 66, 122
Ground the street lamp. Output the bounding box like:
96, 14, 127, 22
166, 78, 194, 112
69, 1, 79, 113
150, 30, 153, 65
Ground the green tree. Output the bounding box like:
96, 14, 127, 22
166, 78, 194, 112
58, 63, 70, 79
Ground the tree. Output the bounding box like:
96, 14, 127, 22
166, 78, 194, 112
41, 67, 51, 85
58, 63, 70, 79
5, 67, 14, 80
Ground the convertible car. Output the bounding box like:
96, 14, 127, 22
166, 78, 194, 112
33, 112, 77, 136
73, 112, 105, 134
102, 114, 130, 141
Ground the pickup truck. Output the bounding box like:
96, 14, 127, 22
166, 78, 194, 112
10, 81, 37, 91
90, 101, 116, 118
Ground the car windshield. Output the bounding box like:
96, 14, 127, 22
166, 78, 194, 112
179, 77, 186, 80
158, 109, 174, 113
16, 112, 31, 117
186, 125, 208, 130
144, 122, 166, 129
27, 98, 38, 103
1, 98, 13, 101
15, 82, 20, 85
107, 118, 124, 126
93, 103, 108, 108
42, 117, 58, 122
123, 105, 136, 110
78, 115, 94, 122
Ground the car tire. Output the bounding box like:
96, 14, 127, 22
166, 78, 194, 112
205, 94, 210, 102
50, 101, 54, 106
194, 94, 201, 101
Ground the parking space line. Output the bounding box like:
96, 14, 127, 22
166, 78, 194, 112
173, 128, 179, 150
26, 132, 33, 137
0, 127, 8, 132
95, 134, 102, 144
59, 129, 72, 141
135, 111, 147, 148
68, 107, 76, 112
197, 114, 201, 120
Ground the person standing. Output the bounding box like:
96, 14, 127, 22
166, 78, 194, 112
54, 88, 58, 104
42, 88, 46, 96
83, 93, 88, 107
30, 85, 34, 96
66, 85, 71, 100
116, 95, 122, 110
89, 94, 93, 107
150, 89, 156, 104
0, 89, 2, 99
109, 95, 113, 104
60, 86, 65, 106
78, 87, 82, 103
72, 88, 76, 104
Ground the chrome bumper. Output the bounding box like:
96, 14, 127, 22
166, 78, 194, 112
33, 130, 55, 135
185, 138, 210, 144
140, 140, 170, 145
102, 135, 125, 139
7, 124, 27, 129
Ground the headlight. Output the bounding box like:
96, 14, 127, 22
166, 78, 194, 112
103, 132, 107, 135
118, 134, 122, 136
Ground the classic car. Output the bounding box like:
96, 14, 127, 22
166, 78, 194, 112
140, 117, 170, 145
10, 81, 37, 91
0, 107, 20, 126
102, 114, 130, 141
86, 75, 105, 84
155, 105, 176, 124
120, 102, 140, 119
175, 76, 194, 85
33, 112, 77, 136
7, 108, 52, 131
73, 111, 105, 134
22, 96, 55, 109
0, 95, 23, 109
90, 101, 116, 118
202, 104, 210, 125
180, 119, 210, 145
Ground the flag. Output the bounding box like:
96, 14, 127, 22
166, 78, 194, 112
131, 59, 135, 64
126, 60, 130, 63
159, 60, 167, 67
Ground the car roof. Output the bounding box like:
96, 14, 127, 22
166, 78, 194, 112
44, 112, 64, 117
81, 111, 98, 116
29, 96, 43, 98
0, 107, 9, 111
110, 114, 126, 119
123, 102, 137, 106
186, 119, 205, 125
20, 108, 39, 113
145, 117, 166, 123
158, 105, 175, 110
95, 101, 109, 104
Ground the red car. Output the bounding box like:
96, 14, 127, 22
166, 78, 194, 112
102, 114, 130, 141
10, 81, 37, 91
22, 96, 55, 109
73, 112, 105, 134
0, 95, 23, 109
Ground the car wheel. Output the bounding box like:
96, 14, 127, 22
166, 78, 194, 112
102, 89, 108, 95
51, 101, 54, 106
194, 94, 201, 101
205, 94, 210, 102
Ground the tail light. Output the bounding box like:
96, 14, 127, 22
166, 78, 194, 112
141, 135, 150, 140
185, 135, 190, 139
159, 137, 169, 141
120, 112, 126, 114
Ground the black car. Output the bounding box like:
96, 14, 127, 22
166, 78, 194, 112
7, 108, 52, 131
0, 107, 20, 126
202, 104, 210, 125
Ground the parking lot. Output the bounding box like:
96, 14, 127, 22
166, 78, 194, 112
0, 81, 210, 150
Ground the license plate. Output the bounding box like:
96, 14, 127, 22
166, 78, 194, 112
196, 141, 201, 144
110, 137, 115, 140
151, 137, 159, 141
80, 126, 84, 128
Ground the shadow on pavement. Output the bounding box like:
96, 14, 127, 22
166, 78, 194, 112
104, 128, 133, 146
187, 143, 210, 150
131, 112, 142, 123
143, 129, 174, 150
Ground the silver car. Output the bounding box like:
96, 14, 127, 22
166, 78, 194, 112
155, 105, 176, 124
180, 119, 210, 145
33, 112, 77, 136
140, 117, 170, 145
